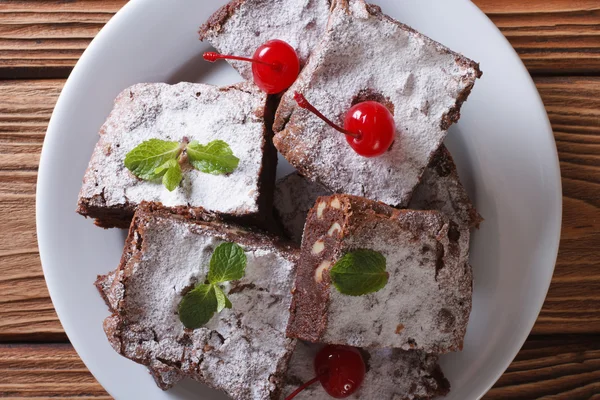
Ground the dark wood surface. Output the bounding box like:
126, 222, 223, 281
0, 0, 598, 398
475, 0, 600, 74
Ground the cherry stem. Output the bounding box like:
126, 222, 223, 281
203, 52, 281, 70
284, 375, 321, 400
293, 92, 361, 139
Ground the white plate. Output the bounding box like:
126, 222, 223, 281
36, 0, 562, 399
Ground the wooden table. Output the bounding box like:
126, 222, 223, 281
1, 1, 599, 398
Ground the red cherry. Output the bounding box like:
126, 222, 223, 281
344, 101, 396, 157
293, 92, 395, 157
204, 39, 300, 94
284, 345, 366, 400
315, 345, 366, 398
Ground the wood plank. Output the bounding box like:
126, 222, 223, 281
0, 343, 110, 399
532, 76, 600, 334
0, 79, 62, 145
473, 0, 600, 74
1, 0, 599, 77
484, 334, 600, 399
0, 80, 65, 341
1, 336, 598, 399
0, 76, 599, 339
0, 0, 128, 78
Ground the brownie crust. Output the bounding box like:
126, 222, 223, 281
198, 0, 246, 40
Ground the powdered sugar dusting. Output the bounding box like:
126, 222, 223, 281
200, 0, 332, 80
281, 341, 449, 399
322, 206, 472, 353
275, 0, 480, 206
100, 211, 297, 398
79, 82, 267, 216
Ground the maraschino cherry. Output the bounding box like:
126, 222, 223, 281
204, 39, 300, 94
284, 345, 366, 399
294, 92, 396, 157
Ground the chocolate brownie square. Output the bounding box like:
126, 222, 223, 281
96, 202, 298, 399
274, 0, 481, 207
77, 82, 276, 229
287, 194, 472, 353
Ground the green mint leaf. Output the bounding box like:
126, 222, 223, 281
154, 158, 178, 175
187, 140, 240, 175
213, 285, 232, 313
155, 159, 183, 192
178, 242, 245, 330
178, 284, 218, 329
330, 249, 389, 296
124, 139, 181, 180
207, 242, 247, 284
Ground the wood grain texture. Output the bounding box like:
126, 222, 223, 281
473, 0, 600, 74
0, 343, 110, 399
0, 0, 128, 78
1, 337, 598, 399
1, 0, 599, 77
532, 76, 600, 334
0, 80, 66, 341
484, 335, 600, 399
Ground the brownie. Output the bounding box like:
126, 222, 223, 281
281, 341, 450, 399
199, 0, 332, 80
409, 146, 482, 275
273, 173, 331, 244
274, 145, 482, 245
273, 0, 481, 207
95, 202, 298, 399
287, 194, 472, 353
409, 146, 482, 230
77, 82, 277, 229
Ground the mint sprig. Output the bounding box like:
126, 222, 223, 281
213, 285, 233, 313
330, 249, 388, 296
178, 284, 218, 329
155, 159, 183, 192
207, 242, 247, 283
124, 139, 180, 180
178, 242, 246, 329
187, 140, 240, 175
124, 138, 239, 191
